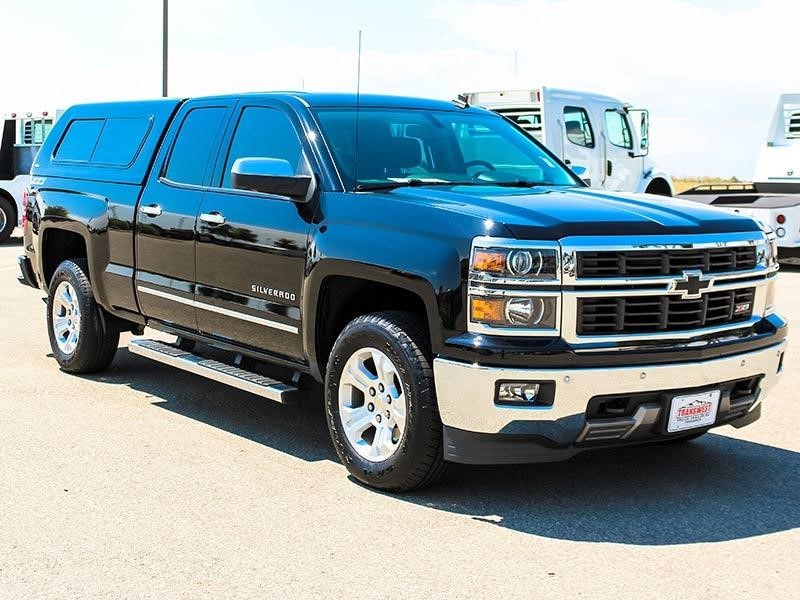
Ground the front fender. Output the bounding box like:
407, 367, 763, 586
303, 223, 465, 377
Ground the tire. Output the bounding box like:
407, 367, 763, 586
0, 196, 15, 244
46, 259, 119, 374
325, 311, 447, 492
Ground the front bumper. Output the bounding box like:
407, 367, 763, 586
433, 339, 787, 464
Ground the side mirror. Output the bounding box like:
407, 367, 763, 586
231, 157, 312, 202
627, 108, 650, 157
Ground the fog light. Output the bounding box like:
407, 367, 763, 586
497, 382, 541, 404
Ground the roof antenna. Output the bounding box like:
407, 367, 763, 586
353, 30, 363, 190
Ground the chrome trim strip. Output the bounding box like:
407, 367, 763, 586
433, 341, 786, 435
137, 286, 299, 334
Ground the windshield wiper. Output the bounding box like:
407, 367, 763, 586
355, 179, 479, 192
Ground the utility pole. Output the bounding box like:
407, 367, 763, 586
162, 0, 169, 97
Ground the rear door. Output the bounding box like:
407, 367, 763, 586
135, 99, 235, 330
193, 100, 315, 360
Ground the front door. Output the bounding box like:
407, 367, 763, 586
601, 108, 636, 192
194, 102, 315, 361
135, 99, 234, 330
560, 104, 601, 187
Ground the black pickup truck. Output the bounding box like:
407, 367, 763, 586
19, 93, 787, 491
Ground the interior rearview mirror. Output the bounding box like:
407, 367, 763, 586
231, 157, 312, 202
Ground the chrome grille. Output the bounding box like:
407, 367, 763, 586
577, 288, 755, 335
576, 247, 757, 278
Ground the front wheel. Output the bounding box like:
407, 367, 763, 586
47, 259, 120, 374
325, 311, 447, 491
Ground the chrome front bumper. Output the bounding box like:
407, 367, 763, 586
433, 340, 787, 442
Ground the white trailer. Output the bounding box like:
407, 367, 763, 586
678, 94, 800, 257
462, 87, 674, 196
0, 110, 61, 243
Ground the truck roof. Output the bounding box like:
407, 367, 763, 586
180, 92, 481, 112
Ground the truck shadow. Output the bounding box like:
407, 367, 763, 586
97, 347, 800, 546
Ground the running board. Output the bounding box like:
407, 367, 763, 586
128, 339, 301, 404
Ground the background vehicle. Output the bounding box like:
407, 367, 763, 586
19, 93, 785, 492
462, 87, 674, 195
678, 94, 800, 257
0, 110, 61, 243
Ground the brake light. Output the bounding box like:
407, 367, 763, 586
777, 214, 786, 225
22, 190, 28, 227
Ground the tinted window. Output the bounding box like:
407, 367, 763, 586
92, 117, 152, 166
564, 106, 594, 148
314, 108, 577, 189
605, 110, 632, 149
221, 107, 303, 188
55, 116, 153, 166
165, 107, 227, 185
55, 119, 104, 161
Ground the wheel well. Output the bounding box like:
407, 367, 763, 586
645, 178, 672, 196
316, 276, 430, 376
0, 189, 17, 222
42, 229, 88, 285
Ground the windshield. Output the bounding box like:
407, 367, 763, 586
313, 107, 580, 190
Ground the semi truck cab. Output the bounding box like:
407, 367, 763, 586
463, 87, 674, 196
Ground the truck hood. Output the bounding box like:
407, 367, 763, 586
386, 185, 762, 239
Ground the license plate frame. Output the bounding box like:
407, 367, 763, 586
667, 389, 721, 433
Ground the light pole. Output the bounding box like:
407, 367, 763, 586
162, 0, 169, 97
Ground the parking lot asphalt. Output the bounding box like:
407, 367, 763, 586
1, 230, 798, 599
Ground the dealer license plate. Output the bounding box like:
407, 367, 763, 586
667, 390, 721, 433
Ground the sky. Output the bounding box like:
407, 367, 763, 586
3, 0, 799, 178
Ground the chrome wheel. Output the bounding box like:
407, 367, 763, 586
0, 205, 7, 234
338, 347, 407, 462
52, 281, 82, 355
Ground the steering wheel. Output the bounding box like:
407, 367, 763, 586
464, 160, 496, 171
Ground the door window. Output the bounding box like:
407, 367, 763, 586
604, 110, 633, 149
164, 107, 228, 185
563, 106, 594, 148
221, 107, 304, 189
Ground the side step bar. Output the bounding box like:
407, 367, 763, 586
128, 339, 301, 404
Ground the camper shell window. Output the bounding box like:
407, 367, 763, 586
54, 117, 152, 167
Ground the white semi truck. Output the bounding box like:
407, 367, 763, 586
462, 87, 674, 196
0, 110, 61, 243
678, 93, 800, 258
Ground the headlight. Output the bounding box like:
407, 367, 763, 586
470, 295, 558, 329
468, 237, 562, 336
471, 241, 559, 283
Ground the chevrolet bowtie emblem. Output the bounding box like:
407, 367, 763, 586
669, 269, 713, 299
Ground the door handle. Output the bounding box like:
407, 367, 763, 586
199, 212, 226, 226
606, 160, 613, 176
140, 204, 162, 217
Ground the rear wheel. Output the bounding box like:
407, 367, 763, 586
0, 196, 15, 244
47, 259, 120, 374
325, 311, 447, 491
